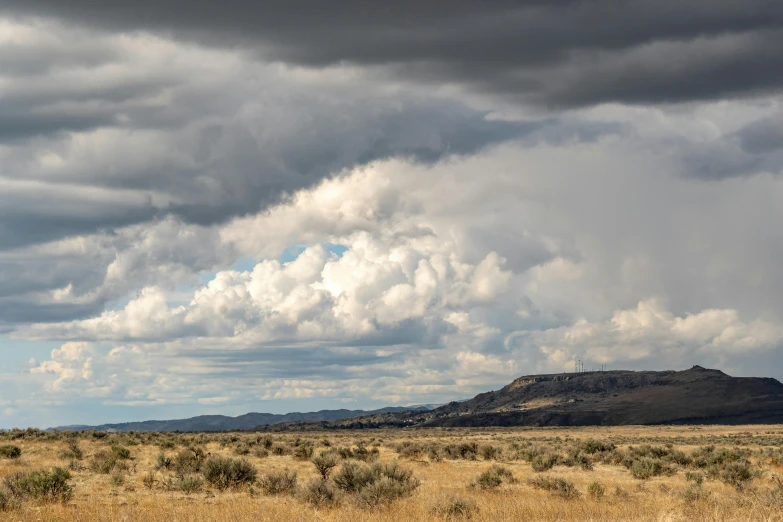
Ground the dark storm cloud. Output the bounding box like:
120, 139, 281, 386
0, 112, 118, 143
3, 0, 783, 106
0, 180, 163, 249
0, 19, 566, 326
194, 346, 411, 380
0, 105, 543, 250
0, 300, 105, 326
0, 75, 616, 250
0, 16, 542, 251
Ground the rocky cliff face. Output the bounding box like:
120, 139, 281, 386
263, 366, 783, 430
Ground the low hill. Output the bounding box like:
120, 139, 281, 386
49, 406, 430, 432
261, 366, 783, 430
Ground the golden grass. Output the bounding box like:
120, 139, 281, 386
2, 424, 783, 521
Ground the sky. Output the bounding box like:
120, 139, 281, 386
1, 1, 783, 428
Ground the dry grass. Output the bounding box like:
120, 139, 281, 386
2, 424, 783, 521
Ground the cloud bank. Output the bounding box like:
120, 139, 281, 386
0, 4, 782, 427
4, 1, 783, 106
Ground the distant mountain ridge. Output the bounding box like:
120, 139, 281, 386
51, 367, 783, 432
263, 366, 783, 430
50, 406, 432, 432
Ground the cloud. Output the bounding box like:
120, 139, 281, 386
2, 1, 783, 106
510, 299, 783, 374
2, 7, 783, 428
0, 17, 779, 334
0, 13, 630, 329
23, 298, 783, 413
0, 217, 233, 329
29, 342, 96, 392
19, 239, 514, 344
13, 167, 528, 410
10, 141, 783, 420
0, 18, 533, 252
736, 113, 783, 154
11, 109, 783, 337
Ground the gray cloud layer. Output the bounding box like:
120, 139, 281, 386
1, 5, 783, 428
0, 19, 626, 329
3, 1, 783, 106
0, 21, 537, 251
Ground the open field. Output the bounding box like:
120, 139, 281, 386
3, 425, 783, 521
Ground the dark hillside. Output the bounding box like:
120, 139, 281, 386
50, 406, 429, 432
263, 366, 783, 430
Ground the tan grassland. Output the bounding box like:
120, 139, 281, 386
3, 424, 783, 521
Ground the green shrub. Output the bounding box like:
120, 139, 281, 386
444, 443, 478, 460
336, 447, 355, 459
428, 446, 444, 462
173, 448, 204, 476
531, 454, 558, 472
472, 465, 514, 490
3, 467, 73, 504
201, 457, 257, 489
474, 473, 500, 490
691, 446, 747, 469
301, 478, 342, 507
373, 461, 418, 485
574, 453, 593, 470
516, 444, 548, 462
271, 443, 292, 456
581, 439, 615, 454
294, 444, 314, 461
431, 495, 479, 520
0, 445, 21, 459
156, 439, 176, 450
720, 461, 753, 490
529, 476, 580, 499
628, 445, 672, 459
356, 476, 416, 508
60, 439, 83, 461
479, 445, 501, 461
178, 475, 204, 494
330, 460, 419, 507
587, 481, 605, 499
628, 457, 671, 479
0, 490, 9, 511
259, 469, 298, 495
156, 453, 172, 470
685, 471, 704, 485
111, 445, 131, 460
260, 436, 274, 449
90, 450, 118, 474
665, 449, 691, 466
356, 461, 420, 507
334, 462, 375, 493
312, 452, 340, 479
353, 444, 380, 462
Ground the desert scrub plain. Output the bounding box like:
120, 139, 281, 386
2, 426, 783, 521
